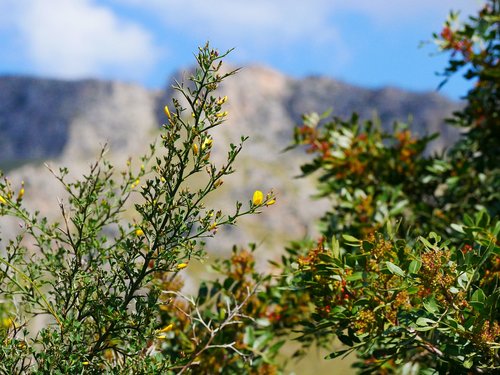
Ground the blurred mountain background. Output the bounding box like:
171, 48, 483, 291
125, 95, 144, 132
0, 64, 459, 253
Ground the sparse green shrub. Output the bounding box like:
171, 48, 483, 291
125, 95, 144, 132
0, 44, 275, 374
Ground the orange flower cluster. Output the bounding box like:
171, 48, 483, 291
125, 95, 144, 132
440, 26, 474, 61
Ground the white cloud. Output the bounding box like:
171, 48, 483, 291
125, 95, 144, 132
7, 0, 159, 80
114, 0, 486, 71
115, 0, 350, 69
2, 0, 487, 81
121, 0, 340, 44
118, 0, 485, 39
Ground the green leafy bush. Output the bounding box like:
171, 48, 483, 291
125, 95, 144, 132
276, 1, 500, 373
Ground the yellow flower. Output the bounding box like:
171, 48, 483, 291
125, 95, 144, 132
135, 228, 144, 237
215, 111, 228, 118
82, 361, 90, 366
1, 317, 12, 328
157, 323, 174, 333
252, 190, 263, 205
177, 263, 188, 270
192, 143, 199, 155
217, 96, 228, 105
17, 182, 25, 201
164, 105, 172, 120
202, 138, 213, 150
266, 199, 276, 206
0, 195, 6, 205
131, 179, 140, 189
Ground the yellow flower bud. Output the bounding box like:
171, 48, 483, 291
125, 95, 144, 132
131, 179, 140, 189
164, 105, 171, 120
0, 195, 6, 205
252, 190, 263, 205
216, 111, 228, 118
17, 182, 25, 201
159, 304, 169, 312
158, 323, 174, 333
192, 143, 199, 155
177, 263, 188, 270
1, 317, 12, 328
135, 228, 144, 237
266, 199, 276, 206
202, 138, 213, 150
82, 361, 90, 366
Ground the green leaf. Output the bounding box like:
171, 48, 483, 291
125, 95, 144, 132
386, 261, 405, 277
472, 288, 485, 303
389, 199, 408, 216
406, 286, 420, 295
418, 236, 434, 249
252, 332, 273, 351
325, 348, 352, 359
413, 325, 435, 332
408, 260, 421, 274
342, 234, 360, 244
463, 357, 474, 369
337, 334, 354, 346
268, 340, 286, 357
450, 223, 465, 233
457, 272, 470, 290
423, 298, 440, 313
331, 236, 340, 259
243, 326, 255, 346
416, 317, 436, 326
346, 272, 364, 281
463, 214, 474, 227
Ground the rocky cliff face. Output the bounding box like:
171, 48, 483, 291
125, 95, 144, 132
0, 76, 160, 165
0, 66, 460, 258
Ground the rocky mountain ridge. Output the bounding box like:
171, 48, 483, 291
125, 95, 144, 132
0, 65, 461, 256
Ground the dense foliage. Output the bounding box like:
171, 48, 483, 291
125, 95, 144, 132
282, 1, 500, 373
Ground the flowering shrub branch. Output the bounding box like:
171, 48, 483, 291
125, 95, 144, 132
0, 43, 275, 374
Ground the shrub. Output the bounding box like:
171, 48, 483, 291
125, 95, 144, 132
277, 1, 500, 373
0, 44, 275, 374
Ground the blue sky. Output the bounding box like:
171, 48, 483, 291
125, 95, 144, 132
0, 0, 486, 100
